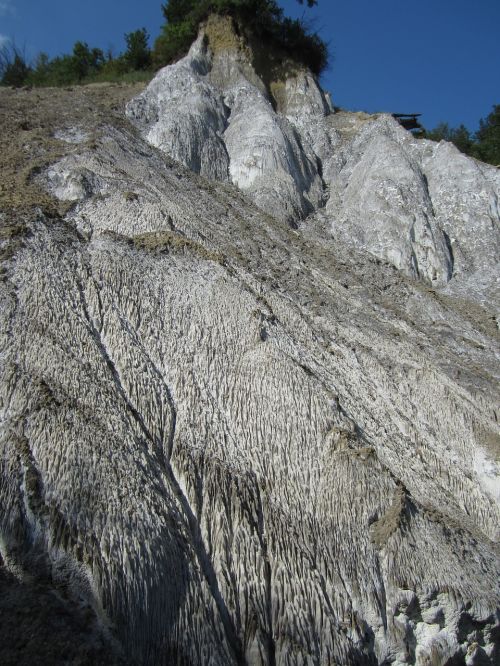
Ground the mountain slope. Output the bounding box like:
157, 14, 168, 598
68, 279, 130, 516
0, 16, 499, 666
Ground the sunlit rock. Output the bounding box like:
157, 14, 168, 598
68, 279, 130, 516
1, 14, 499, 666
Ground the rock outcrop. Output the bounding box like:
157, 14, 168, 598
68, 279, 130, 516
127, 16, 500, 294
126, 18, 328, 229
0, 14, 499, 666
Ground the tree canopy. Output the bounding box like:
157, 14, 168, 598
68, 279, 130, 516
124, 28, 152, 71
154, 0, 328, 75
424, 122, 474, 155
423, 106, 500, 167
474, 105, 500, 165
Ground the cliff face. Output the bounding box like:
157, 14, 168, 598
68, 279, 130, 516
127, 16, 499, 294
1, 16, 499, 666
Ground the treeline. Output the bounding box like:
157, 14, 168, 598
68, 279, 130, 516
0, 1, 326, 89
422, 105, 500, 167
155, 0, 327, 75
0, 28, 153, 87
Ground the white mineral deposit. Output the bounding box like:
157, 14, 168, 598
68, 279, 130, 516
1, 14, 498, 666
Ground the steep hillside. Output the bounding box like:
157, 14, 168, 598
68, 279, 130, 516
1, 16, 499, 666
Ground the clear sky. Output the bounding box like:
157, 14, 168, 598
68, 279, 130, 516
1, 0, 499, 132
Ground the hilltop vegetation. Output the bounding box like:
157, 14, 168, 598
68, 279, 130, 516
153, 0, 327, 75
1, 1, 498, 167
0, 1, 325, 89
0, 29, 152, 88
423, 105, 500, 166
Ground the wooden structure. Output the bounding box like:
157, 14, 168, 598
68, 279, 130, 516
392, 113, 423, 131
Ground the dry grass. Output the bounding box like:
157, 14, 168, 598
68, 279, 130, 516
132, 230, 225, 263
0, 82, 147, 217
370, 484, 407, 548
202, 14, 304, 113
203, 14, 247, 54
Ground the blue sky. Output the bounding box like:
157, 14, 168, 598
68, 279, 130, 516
1, 0, 499, 132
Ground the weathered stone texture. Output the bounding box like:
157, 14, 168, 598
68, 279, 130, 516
1, 16, 499, 666
127, 19, 499, 297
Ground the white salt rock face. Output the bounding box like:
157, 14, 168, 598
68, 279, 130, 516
127, 34, 325, 225
2, 106, 499, 662
325, 117, 453, 285
45, 158, 105, 201
17, 27, 500, 666
53, 126, 89, 144
8, 27, 497, 661
224, 84, 323, 222
282, 69, 335, 162
324, 112, 500, 298
126, 24, 500, 297
412, 139, 500, 302
224, 85, 295, 190
126, 41, 230, 181
473, 445, 500, 502
282, 69, 333, 123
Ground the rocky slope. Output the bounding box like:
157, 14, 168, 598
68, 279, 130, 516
1, 15, 499, 666
127, 16, 499, 296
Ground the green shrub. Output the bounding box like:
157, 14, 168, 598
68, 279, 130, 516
24, 42, 106, 86
2, 54, 31, 86
0, 44, 31, 86
14, 32, 153, 88
25, 52, 51, 86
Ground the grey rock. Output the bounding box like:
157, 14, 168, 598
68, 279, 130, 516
324, 113, 500, 294
324, 115, 453, 285
412, 138, 500, 304
126, 43, 230, 182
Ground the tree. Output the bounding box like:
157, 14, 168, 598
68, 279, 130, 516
422, 106, 499, 167
29, 52, 51, 84
71, 41, 105, 80
450, 124, 474, 155
124, 28, 152, 71
473, 105, 500, 165
425, 122, 473, 154
163, 0, 199, 23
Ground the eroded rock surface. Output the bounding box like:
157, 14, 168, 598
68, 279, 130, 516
1, 19, 499, 666
127, 16, 500, 295
125, 17, 329, 227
